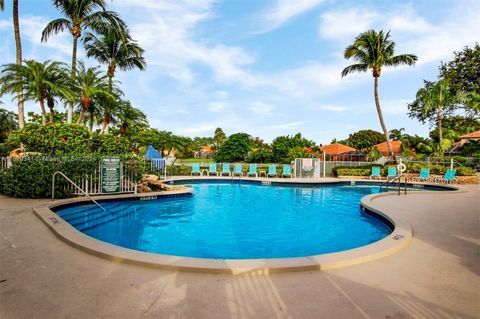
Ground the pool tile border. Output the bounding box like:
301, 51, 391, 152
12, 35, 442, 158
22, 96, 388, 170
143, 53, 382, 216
33, 180, 457, 274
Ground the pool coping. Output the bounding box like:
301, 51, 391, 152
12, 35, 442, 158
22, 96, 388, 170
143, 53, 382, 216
33, 180, 458, 274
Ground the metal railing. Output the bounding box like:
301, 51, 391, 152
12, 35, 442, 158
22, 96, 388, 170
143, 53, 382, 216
52, 171, 106, 211
380, 175, 407, 195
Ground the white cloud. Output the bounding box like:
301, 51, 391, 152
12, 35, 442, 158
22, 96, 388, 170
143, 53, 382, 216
319, 9, 377, 40
318, 104, 348, 112
268, 121, 307, 130
207, 101, 228, 112
0, 19, 11, 29
248, 101, 274, 115
318, 4, 479, 66
260, 0, 326, 33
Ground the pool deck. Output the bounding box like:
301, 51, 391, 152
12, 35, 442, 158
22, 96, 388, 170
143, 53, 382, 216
0, 180, 479, 318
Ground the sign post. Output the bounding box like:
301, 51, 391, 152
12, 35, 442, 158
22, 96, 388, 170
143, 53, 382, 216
101, 157, 121, 194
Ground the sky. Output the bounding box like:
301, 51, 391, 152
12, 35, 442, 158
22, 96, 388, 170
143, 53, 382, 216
0, 0, 479, 144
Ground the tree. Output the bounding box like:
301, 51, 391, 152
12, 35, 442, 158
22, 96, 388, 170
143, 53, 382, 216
0, 60, 72, 125
215, 133, 252, 162
212, 127, 226, 153
338, 129, 385, 150
341, 30, 417, 159
116, 100, 148, 136
41, 0, 126, 123
71, 62, 111, 124
408, 78, 463, 153
0, 108, 18, 143
83, 27, 146, 91
440, 44, 479, 96
271, 133, 314, 163
247, 137, 272, 163
12, 0, 25, 128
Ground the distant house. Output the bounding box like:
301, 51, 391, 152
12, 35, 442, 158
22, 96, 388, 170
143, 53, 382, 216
195, 145, 214, 158
374, 140, 402, 156
446, 131, 480, 155
320, 143, 364, 161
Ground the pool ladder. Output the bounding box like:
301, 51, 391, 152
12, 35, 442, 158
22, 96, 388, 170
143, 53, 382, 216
380, 174, 407, 195
52, 171, 106, 211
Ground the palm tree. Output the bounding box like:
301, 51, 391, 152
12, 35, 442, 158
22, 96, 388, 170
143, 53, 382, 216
41, 0, 126, 123
116, 100, 148, 136
341, 30, 417, 160
413, 78, 462, 153
12, 0, 25, 128
0, 60, 72, 125
97, 85, 124, 134
71, 62, 111, 124
83, 27, 146, 91
0, 0, 4, 10
389, 128, 405, 141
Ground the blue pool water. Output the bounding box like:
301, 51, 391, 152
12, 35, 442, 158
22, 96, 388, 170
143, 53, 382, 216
56, 181, 396, 259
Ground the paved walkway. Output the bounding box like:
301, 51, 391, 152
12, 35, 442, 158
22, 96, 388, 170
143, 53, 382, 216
0, 184, 479, 319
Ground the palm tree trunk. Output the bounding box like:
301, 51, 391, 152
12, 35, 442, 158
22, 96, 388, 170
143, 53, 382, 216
89, 112, 94, 132
101, 114, 110, 134
39, 98, 47, 125
373, 76, 394, 160
13, 0, 25, 128
66, 34, 79, 124
438, 105, 443, 156
77, 110, 86, 124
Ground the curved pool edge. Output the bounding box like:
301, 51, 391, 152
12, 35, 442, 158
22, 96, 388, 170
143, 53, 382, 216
30, 180, 460, 274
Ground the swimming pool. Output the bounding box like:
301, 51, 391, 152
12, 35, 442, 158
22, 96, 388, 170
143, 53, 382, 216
54, 181, 403, 259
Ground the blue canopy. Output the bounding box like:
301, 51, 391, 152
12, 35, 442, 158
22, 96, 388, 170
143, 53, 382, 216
144, 145, 162, 159
144, 145, 165, 169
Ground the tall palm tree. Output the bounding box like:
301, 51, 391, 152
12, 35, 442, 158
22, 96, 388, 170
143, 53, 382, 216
97, 84, 124, 134
116, 100, 147, 136
341, 30, 417, 159
12, 0, 25, 128
413, 78, 462, 153
71, 62, 111, 124
41, 0, 126, 123
0, 60, 72, 125
83, 27, 146, 91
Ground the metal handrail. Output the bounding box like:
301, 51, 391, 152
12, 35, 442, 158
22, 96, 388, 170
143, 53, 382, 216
52, 171, 106, 211
380, 174, 407, 195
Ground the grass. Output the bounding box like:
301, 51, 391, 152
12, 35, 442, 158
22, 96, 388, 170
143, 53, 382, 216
176, 158, 214, 164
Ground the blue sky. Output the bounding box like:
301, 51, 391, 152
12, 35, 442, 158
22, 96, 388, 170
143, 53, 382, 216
1, 0, 479, 144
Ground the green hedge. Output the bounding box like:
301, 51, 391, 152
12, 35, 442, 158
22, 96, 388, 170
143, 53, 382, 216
332, 164, 382, 177
334, 163, 477, 177
0, 155, 148, 198
167, 165, 192, 176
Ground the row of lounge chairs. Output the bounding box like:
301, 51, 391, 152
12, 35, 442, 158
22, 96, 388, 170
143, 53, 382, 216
191, 163, 292, 178
369, 166, 457, 184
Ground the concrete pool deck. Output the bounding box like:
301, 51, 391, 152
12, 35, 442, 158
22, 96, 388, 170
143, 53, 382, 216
0, 181, 479, 318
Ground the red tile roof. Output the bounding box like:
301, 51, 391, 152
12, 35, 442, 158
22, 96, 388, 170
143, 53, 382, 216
320, 143, 356, 155
375, 140, 402, 156
460, 131, 480, 139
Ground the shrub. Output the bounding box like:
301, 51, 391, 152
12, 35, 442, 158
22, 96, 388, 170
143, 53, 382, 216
335, 168, 371, 176
0, 155, 101, 198
88, 133, 131, 155
167, 165, 191, 176
332, 164, 382, 177
456, 166, 476, 176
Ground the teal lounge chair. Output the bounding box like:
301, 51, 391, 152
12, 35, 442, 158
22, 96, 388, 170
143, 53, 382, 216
387, 167, 397, 179
268, 164, 277, 177
221, 163, 231, 176
208, 163, 218, 176
435, 169, 456, 184
282, 165, 292, 178
370, 167, 381, 180
247, 164, 257, 177
233, 164, 243, 176
414, 168, 430, 182
191, 163, 201, 176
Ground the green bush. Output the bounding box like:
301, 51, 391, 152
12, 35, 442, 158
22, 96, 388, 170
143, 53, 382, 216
332, 164, 382, 177
167, 165, 191, 176
335, 168, 371, 176
0, 155, 101, 198
456, 166, 476, 176
88, 133, 131, 155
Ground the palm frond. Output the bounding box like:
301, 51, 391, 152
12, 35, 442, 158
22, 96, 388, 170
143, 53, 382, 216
41, 18, 71, 42
340, 63, 368, 77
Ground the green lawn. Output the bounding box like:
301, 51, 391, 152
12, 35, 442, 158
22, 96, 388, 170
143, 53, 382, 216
176, 158, 214, 164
